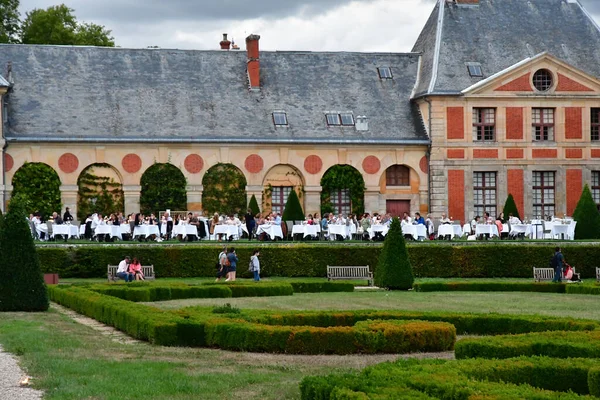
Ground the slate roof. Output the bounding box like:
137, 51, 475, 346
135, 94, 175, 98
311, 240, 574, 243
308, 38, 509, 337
0, 44, 428, 145
412, 0, 600, 98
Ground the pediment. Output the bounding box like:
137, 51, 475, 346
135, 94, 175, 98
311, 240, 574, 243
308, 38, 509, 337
462, 53, 600, 96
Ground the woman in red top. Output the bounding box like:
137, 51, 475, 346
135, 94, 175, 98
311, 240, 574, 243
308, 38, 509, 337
129, 257, 144, 280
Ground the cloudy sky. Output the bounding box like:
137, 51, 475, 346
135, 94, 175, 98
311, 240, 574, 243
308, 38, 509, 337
17, 0, 600, 51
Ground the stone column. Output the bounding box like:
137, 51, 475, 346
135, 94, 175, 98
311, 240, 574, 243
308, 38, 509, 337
246, 185, 263, 213
364, 186, 381, 214
60, 185, 79, 221
123, 185, 141, 215
186, 185, 202, 211
303, 185, 321, 215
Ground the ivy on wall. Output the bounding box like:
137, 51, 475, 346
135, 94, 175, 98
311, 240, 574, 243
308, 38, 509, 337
201, 163, 247, 215
320, 165, 365, 215
77, 164, 124, 221
11, 162, 62, 218
140, 163, 187, 215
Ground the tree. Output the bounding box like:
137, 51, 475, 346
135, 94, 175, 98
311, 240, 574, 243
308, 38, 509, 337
503, 194, 521, 221
140, 163, 187, 215
374, 217, 414, 290
0, 0, 20, 44
0, 198, 49, 311
21, 4, 114, 46
202, 163, 247, 215
282, 189, 304, 221
11, 162, 62, 218
248, 194, 260, 217
573, 184, 600, 239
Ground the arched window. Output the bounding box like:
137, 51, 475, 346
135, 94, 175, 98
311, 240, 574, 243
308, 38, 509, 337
386, 165, 410, 186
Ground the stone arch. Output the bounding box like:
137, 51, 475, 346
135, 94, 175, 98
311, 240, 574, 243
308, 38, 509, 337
77, 163, 124, 221
140, 163, 187, 215
261, 164, 305, 215
11, 162, 62, 218
320, 164, 365, 216
201, 163, 247, 215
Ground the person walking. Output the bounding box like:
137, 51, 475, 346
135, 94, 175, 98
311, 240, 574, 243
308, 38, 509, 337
249, 250, 261, 282
225, 247, 238, 281
245, 208, 256, 241
551, 246, 566, 283
215, 246, 228, 282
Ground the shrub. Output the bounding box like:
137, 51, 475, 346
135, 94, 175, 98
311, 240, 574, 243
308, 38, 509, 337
202, 163, 247, 215
212, 303, 241, 314
565, 285, 600, 295
11, 162, 61, 218
573, 184, 600, 239
455, 330, 600, 359
503, 193, 521, 221
375, 218, 413, 290
248, 194, 260, 216
140, 163, 187, 216
0, 199, 49, 311
290, 281, 354, 293
89, 283, 233, 302
282, 189, 305, 221
589, 367, 600, 398
414, 281, 566, 293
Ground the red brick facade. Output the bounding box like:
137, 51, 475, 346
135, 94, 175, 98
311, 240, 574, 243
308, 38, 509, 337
565, 148, 583, 159
556, 73, 593, 92
448, 170, 465, 223
446, 107, 464, 139
566, 169, 582, 216
506, 107, 524, 140
447, 149, 465, 159
506, 148, 524, 159
507, 169, 524, 217
473, 149, 498, 159
565, 107, 583, 139
495, 73, 533, 92
592, 149, 600, 158
532, 149, 558, 158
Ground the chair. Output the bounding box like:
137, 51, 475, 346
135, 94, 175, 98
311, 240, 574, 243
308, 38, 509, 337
29, 220, 39, 240
567, 221, 577, 240
541, 220, 552, 240
46, 221, 54, 241
285, 220, 294, 240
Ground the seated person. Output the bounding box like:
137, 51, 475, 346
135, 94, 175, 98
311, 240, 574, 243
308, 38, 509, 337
440, 213, 451, 225
414, 212, 425, 225
128, 257, 144, 281
508, 213, 522, 225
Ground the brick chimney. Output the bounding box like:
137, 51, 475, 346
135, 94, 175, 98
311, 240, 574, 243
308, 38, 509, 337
220, 33, 231, 50
246, 34, 260, 91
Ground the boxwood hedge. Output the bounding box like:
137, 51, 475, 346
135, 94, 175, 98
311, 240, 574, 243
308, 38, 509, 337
36, 243, 600, 279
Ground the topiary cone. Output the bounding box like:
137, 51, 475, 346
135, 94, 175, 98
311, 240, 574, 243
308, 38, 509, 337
374, 217, 414, 290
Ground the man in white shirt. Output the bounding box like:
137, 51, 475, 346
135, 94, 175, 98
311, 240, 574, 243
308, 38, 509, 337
508, 213, 521, 225
273, 213, 282, 226
440, 213, 451, 224
116, 257, 132, 282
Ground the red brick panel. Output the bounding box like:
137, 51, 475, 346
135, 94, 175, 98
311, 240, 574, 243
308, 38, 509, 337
507, 169, 524, 217
565, 148, 583, 159
566, 169, 582, 216
556, 73, 593, 92
592, 149, 600, 158
506, 149, 524, 159
184, 154, 204, 174
473, 149, 499, 159
122, 154, 142, 173
506, 107, 524, 140
447, 149, 465, 159
244, 154, 264, 173
4, 153, 13, 172
565, 107, 583, 139
446, 107, 464, 140
419, 156, 428, 174
304, 155, 323, 175
532, 149, 558, 159
362, 156, 381, 174
447, 170, 465, 223
58, 153, 79, 173
494, 73, 533, 92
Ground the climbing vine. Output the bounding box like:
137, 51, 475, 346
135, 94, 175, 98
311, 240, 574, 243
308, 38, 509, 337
320, 165, 365, 215
140, 163, 187, 215
77, 164, 124, 221
11, 162, 62, 218
202, 163, 247, 215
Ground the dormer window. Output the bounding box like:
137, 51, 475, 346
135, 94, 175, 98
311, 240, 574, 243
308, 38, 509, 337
340, 113, 354, 126
466, 63, 483, 77
326, 113, 341, 126
326, 112, 355, 126
272, 111, 288, 126
377, 67, 393, 79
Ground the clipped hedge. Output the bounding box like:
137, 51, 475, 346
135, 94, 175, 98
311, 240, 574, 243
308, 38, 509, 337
590, 367, 600, 398
414, 281, 567, 293
89, 284, 233, 302
455, 330, 600, 359
300, 357, 599, 400
289, 281, 354, 293
566, 284, 600, 295
36, 243, 600, 279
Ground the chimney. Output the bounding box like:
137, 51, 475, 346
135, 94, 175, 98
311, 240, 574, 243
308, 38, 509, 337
220, 33, 231, 50
246, 34, 261, 91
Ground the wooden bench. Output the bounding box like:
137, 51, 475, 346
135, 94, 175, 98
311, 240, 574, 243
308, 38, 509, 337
327, 265, 373, 287
533, 266, 577, 282
596, 267, 600, 282
107, 264, 155, 282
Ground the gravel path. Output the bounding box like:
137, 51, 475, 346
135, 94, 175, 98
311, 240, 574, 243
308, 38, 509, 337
0, 345, 43, 400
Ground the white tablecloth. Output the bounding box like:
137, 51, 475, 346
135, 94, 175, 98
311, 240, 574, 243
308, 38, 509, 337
95, 224, 123, 240
256, 224, 283, 240
551, 224, 570, 239
437, 224, 463, 239
401, 224, 427, 240
509, 224, 528, 236
133, 225, 160, 238
328, 224, 351, 239
213, 225, 240, 239
368, 224, 389, 239
172, 224, 199, 238
51, 224, 79, 238
475, 224, 499, 237
292, 224, 321, 238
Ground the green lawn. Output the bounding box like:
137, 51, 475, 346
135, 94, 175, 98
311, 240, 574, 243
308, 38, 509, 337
1, 286, 599, 399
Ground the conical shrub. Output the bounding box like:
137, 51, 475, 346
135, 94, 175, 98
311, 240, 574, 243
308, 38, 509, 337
282, 189, 305, 221
503, 194, 521, 221
573, 184, 600, 239
374, 217, 414, 290
0, 199, 49, 311
248, 194, 260, 216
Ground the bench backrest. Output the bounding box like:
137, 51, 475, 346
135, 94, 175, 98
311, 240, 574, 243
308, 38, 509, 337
327, 265, 370, 278
108, 264, 155, 278
596, 267, 600, 281
533, 266, 576, 281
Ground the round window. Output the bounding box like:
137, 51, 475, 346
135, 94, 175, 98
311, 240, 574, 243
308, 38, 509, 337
532, 69, 553, 92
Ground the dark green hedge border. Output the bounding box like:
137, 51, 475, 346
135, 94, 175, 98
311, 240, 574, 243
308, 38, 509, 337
37, 244, 600, 279
300, 356, 600, 399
